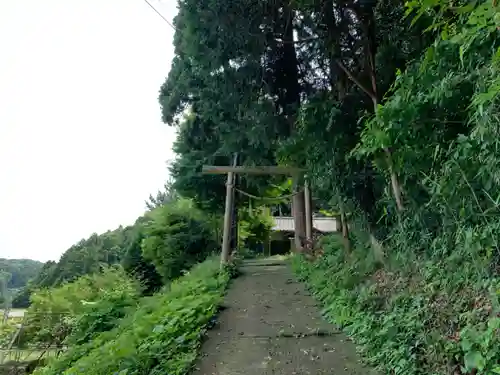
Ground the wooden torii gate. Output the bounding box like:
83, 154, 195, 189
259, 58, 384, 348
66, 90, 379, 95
202, 165, 313, 267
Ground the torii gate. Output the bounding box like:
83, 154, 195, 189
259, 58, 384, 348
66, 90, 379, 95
202, 165, 313, 267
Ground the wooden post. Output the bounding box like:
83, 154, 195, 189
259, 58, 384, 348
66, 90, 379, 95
201, 164, 307, 263
220, 169, 235, 268
230, 154, 239, 253
304, 177, 312, 241
292, 174, 306, 252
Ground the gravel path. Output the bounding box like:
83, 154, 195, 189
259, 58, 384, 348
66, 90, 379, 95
192, 258, 376, 375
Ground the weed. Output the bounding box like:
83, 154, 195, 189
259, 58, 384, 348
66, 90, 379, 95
34, 258, 235, 375
292, 235, 500, 375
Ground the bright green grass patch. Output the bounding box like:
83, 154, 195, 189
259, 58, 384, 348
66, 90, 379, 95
35, 258, 233, 375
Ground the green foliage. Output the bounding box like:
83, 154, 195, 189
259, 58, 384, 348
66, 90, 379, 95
22, 268, 140, 347
141, 199, 218, 282
0, 318, 19, 348
0, 258, 43, 291
151, 0, 500, 373
43, 229, 128, 287
65, 271, 140, 346
35, 258, 233, 375
460, 317, 500, 374
238, 206, 273, 250
12, 227, 132, 308
169, 111, 277, 215
122, 223, 163, 295
145, 180, 178, 210
293, 233, 500, 375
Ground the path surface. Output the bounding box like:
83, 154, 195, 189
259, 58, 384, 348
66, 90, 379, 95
192, 258, 375, 375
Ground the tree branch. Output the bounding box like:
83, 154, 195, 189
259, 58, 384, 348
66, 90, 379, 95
274, 36, 322, 44
335, 60, 376, 100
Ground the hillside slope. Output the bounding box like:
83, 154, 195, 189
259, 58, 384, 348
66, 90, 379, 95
0, 258, 43, 290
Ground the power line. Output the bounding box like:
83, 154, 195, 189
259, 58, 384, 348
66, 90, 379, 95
143, 0, 176, 30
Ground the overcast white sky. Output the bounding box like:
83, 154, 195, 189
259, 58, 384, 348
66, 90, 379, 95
0, 0, 178, 262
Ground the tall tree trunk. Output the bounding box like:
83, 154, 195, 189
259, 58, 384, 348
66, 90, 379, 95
385, 149, 404, 211
362, 6, 397, 255
339, 4, 404, 213
329, 4, 402, 257
364, 6, 404, 212
324, 1, 352, 252
281, 1, 305, 251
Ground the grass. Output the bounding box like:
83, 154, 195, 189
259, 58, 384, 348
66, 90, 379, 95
291, 234, 500, 375
34, 257, 236, 375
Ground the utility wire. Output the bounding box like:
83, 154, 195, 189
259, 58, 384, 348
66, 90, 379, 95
143, 0, 176, 30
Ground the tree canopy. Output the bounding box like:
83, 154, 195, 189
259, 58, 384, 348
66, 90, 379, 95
5, 1, 500, 373
159, 0, 436, 237
0, 258, 43, 290
157, 3, 500, 370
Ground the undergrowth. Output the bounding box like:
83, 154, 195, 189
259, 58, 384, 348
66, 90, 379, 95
34, 258, 235, 375
292, 235, 500, 375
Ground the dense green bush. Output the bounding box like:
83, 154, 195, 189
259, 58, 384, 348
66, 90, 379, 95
35, 258, 233, 375
65, 273, 140, 346
142, 199, 218, 281
121, 223, 164, 295
21, 268, 140, 347
293, 234, 500, 375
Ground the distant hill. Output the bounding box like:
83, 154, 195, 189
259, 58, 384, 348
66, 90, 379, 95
11, 226, 134, 308
0, 258, 43, 290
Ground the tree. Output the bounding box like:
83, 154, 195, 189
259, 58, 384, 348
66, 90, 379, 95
159, 0, 434, 250
141, 199, 218, 281
12, 228, 131, 308
0, 258, 43, 289
145, 179, 178, 210
122, 220, 163, 295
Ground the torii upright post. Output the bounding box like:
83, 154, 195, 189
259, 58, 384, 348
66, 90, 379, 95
230, 154, 239, 253
220, 168, 235, 267
304, 176, 313, 241
202, 165, 307, 267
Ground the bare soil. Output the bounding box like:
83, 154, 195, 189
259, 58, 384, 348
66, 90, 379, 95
192, 258, 376, 375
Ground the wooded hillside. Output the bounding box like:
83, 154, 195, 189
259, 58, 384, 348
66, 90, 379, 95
158, 0, 500, 373
4, 1, 500, 374
0, 259, 43, 290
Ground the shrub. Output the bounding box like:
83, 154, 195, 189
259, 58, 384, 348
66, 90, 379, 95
292, 233, 500, 375
21, 268, 140, 347
122, 225, 163, 295
142, 199, 218, 281
35, 258, 233, 375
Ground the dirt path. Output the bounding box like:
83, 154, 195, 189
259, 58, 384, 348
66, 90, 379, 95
192, 258, 376, 375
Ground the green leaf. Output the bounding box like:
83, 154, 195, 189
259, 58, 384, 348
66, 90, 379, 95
464, 351, 485, 371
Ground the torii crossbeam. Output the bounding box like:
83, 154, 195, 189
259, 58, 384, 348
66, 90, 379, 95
202, 165, 306, 175
202, 164, 311, 267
